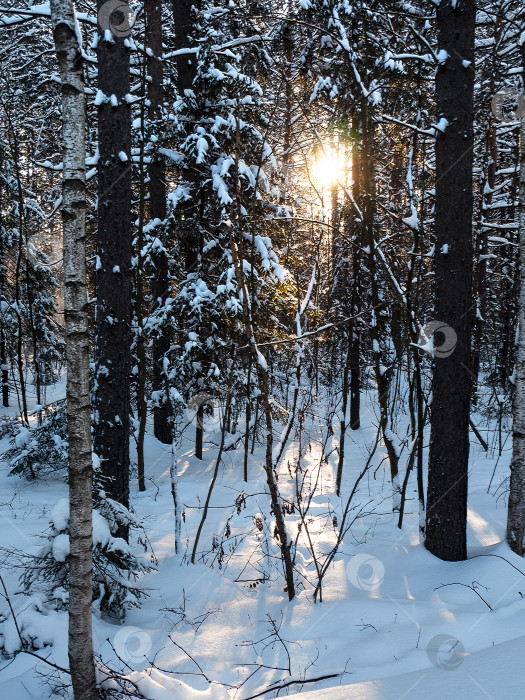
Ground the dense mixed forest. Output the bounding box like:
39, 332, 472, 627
0, 1, 525, 698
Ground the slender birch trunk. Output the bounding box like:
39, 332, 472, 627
49, 1, 97, 697
507, 46, 525, 555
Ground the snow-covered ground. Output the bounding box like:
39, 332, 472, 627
287, 637, 525, 699
0, 381, 523, 699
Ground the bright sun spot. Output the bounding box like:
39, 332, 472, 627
311, 149, 346, 188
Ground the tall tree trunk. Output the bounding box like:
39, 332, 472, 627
506, 43, 525, 555
94, 0, 132, 539
172, 0, 200, 273
146, 0, 171, 445
336, 207, 360, 494
49, 1, 97, 697
0, 157, 9, 408
349, 127, 361, 432
135, 46, 148, 492
8, 125, 29, 424
172, 0, 204, 455
173, 0, 197, 95
0, 322, 7, 407
425, 0, 475, 561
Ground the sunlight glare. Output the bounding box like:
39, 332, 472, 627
311, 149, 346, 188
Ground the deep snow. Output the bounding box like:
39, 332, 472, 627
0, 379, 524, 700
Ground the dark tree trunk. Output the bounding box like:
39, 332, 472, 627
172, 0, 200, 274
425, 0, 475, 562
173, 0, 197, 94
172, 0, 204, 456
94, 0, 132, 539
349, 115, 361, 431
0, 169, 8, 408
146, 0, 171, 445
10, 128, 29, 424
336, 205, 360, 493
349, 243, 361, 430
0, 331, 7, 407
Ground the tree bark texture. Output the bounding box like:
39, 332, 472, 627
49, 2, 97, 697
506, 44, 525, 555
425, 0, 475, 561
146, 0, 171, 445
94, 0, 132, 535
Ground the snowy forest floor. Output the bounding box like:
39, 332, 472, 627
0, 380, 524, 699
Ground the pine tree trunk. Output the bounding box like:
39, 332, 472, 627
506, 45, 525, 556
172, 0, 201, 275
349, 123, 361, 431
94, 0, 132, 538
171, 0, 203, 458
172, 0, 197, 94
425, 0, 475, 561
135, 52, 148, 492
146, 0, 171, 445
49, 1, 97, 697
10, 132, 29, 424
0, 330, 7, 407
0, 178, 9, 407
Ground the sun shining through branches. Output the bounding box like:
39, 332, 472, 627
311, 148, 348, 190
